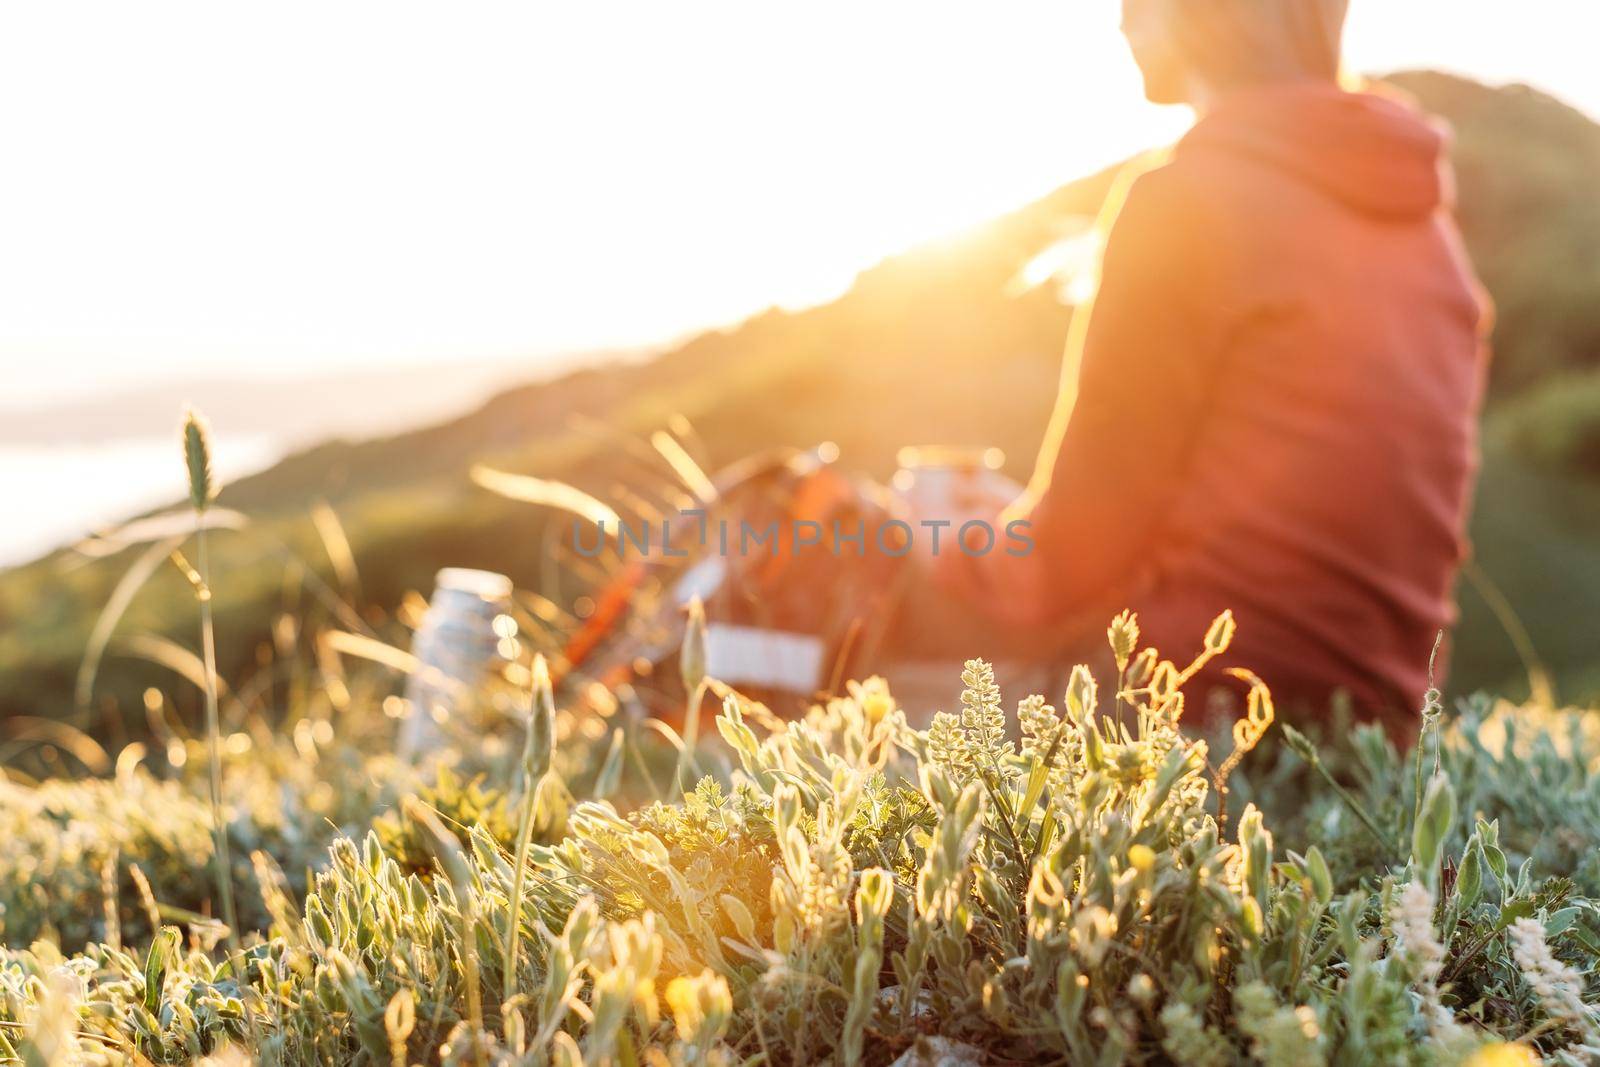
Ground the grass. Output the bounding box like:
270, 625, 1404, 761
3, 589, 1599, 1064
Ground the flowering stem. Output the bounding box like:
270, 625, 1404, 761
196, 523, 258, 1045
197, 524, 240, 947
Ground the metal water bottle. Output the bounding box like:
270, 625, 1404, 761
398, 567, 514, 761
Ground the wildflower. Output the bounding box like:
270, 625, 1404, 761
665, 968, 732, 1046
1107, 610, 1140, 670
1071, 906, 1117, 967
1462, 1042, 1541, 1067
681, 596, 708, 694
1018, 694, 1065, 782
857, 866, 894, 924
1237, 804, 1273, 914
1065, 664, 1098, 723
1391, 881, 1445, 985
1150, 660, 1179, 703
915, 781, 983, 923
523, 654, 555, 782
1419, 631, 1445, 734
1509, 917, 1594, 1038
926, 661, 1014, 780
1215, 670, 1276, 797
1204, 610, 1236, 655
25, 968, 85, 1066
958, 659, 1012, 770
1126, 646, 1159, 689
1391, 880, 1459, 1035
23, 610, 1600, 1065
1235, 982, 1324, 1065
1027, 861, 1067, 914
851, 676, 896, 726
1160, 1002, 1233, 1067
844, 868, 894, 1066
926, 710, 965, 775
385, 990, 415, 1067
1227, 670, 1275, 755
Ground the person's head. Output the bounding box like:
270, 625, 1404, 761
1120, 0, 1350, 106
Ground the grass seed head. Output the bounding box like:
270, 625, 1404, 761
1107, 610, 1140, 670
524, 653, 555, 781
182, 407, 215, 512
681, 596, 708, 693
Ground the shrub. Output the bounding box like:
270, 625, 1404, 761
0, 736, 394, 951
6, 617, 1598, 1065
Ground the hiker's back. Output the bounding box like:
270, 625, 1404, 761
1136, 85, 1488, 716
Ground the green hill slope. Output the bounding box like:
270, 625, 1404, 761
1386, 71, 1600, 397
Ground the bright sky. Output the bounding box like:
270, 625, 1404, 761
1, 0, 1596, 409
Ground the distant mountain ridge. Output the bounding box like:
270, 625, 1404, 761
0, 354, 637, 449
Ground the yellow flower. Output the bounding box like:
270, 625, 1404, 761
664, 976, 701, 1042
862, 691, 894, 726
1463, 1043, 1541, 1067
664, 969, 731, 1044
1129, 844, 1157, 873
850, 677, 895, 726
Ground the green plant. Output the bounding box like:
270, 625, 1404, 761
181, 408, 239, 957
5, 613, 1600, 1065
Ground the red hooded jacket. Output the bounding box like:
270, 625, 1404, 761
959, 83, 1489, 719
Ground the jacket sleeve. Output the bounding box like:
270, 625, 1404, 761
946, 162, 1224, 626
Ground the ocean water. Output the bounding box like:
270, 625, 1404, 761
0, 435, 279, 567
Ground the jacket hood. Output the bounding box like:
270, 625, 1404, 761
1179, 82, 1451, 219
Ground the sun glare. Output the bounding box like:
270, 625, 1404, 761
0, 0, 1594, 402
0, 2, 1189, 400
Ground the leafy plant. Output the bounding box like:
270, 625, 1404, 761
9, 611, 1599, 1065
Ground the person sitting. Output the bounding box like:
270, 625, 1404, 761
933, 0, 1490, 724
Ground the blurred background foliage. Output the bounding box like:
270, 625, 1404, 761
2, 70, 1598, 739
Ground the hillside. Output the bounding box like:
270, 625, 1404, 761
3, 70, 1598, 731
1385, 72, 1600, 396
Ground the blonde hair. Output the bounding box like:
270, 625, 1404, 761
1167, 0, 1349, 89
